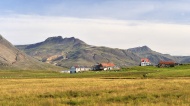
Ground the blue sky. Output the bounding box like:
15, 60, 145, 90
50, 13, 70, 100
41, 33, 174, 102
1, 0, 190, 22
0, 0, 190, 55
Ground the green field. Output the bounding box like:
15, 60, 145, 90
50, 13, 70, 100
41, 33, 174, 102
1, 64, 190, 79
0, 65, 190, 106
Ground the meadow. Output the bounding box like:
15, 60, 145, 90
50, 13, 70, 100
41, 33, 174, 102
0, 65, 190, 106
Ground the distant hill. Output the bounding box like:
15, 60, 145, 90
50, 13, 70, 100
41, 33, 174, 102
0, 35, 62, 71
127, 46, 190, 64
16, 36, 141, 68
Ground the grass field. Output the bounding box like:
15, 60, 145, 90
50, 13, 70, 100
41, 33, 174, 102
0, 78, 190, 106
0, 65, 190, 106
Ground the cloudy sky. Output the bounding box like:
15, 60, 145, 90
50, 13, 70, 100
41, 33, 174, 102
0, 0, 190, 55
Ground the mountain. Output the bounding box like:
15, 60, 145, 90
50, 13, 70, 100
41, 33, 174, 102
0, 35, 62, 71
173, 56, 190, 63
127, 46, 152, 53
16, 36, 190, 68
16, 36, 141, 68
127, 46, 190, 64
16, 36, 88, 62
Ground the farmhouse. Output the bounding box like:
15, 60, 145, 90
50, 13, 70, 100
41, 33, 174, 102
140, 58, 151, 66
70, 66, 92, 73
94, 63, 119, 71
158, 61, 175, 67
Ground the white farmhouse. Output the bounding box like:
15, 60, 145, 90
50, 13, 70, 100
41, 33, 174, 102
141, 58, 151, 66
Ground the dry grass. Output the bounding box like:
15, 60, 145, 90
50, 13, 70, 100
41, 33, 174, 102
0, 78, 190, 106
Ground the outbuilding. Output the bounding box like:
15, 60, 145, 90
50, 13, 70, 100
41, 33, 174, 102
70, 66, 92, 73
158, 61, 175, 67
94, 63, 117, 71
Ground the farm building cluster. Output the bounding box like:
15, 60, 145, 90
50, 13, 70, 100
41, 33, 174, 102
67, 58, 181, 74
140, 58, 180, 67
70, 63, 120, 73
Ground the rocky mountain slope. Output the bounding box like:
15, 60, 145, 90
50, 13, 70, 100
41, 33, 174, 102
127, 46, 190, 64
16, 36, 190, 68
0, 35, 62, 70
16, 36, 141, 68
127, 46, 177, 64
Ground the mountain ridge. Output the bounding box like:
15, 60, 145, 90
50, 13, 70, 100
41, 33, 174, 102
16, 36, 190, 68
16, 36, 141, 68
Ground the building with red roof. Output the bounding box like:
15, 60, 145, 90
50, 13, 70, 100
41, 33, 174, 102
158, 61, 175, 67
93, 63, 119, 71
140, 58, 151, 66
100, 63, 115, 70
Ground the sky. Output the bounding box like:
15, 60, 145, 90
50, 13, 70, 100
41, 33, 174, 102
0, 0, 190, 56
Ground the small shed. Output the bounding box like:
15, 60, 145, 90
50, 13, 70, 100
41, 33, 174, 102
70, 66, 77, 73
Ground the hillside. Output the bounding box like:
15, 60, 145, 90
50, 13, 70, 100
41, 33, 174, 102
16, 36, 190, 68
0, 35, 62, 71
16, 36, 141, 68
127, 46, 177, 64
173, 56, 190, 63
127, 46, 190, 64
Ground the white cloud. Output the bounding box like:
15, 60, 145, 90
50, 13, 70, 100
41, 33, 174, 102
0, 15, 190, 56
40, 0, 190, 23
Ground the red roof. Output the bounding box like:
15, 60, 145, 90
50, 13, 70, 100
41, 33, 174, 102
100, 63, 115, 67
141, 58, 150, 62
159, 61, 175, 65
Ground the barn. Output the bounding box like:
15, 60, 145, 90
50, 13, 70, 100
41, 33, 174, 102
158, 61, 176, 67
